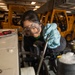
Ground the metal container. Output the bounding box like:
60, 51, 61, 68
57, 60, 75, 75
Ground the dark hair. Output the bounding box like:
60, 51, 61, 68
21, 10, 40, 27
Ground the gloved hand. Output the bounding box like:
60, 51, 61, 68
43, 23, 61, 49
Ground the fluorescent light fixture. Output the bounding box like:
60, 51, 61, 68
31, 2, 36, 5
33, 8, 37, 11
3, 8, 8, 11
3, 7, 8, 9
66, 11, 71, 13
0, 3, 6, 5
0, 6, 7, 7
35, 6, 40, 8
0, 5, 8, 11
70, 6, 75, 9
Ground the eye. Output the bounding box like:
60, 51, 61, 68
24, 26, 27, 28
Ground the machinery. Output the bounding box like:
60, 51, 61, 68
0, 29, 35, 75
41, 9, 75, 42
40, 12, 47, 24
0, 29, 19, 75
1, 5, 25, 41
66, 15, 75, 41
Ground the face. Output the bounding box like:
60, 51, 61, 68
23, 20, 42, 37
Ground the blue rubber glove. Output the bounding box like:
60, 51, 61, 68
43, 23, 61, 49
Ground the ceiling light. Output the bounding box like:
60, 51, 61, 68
33, 8, 37, 11
35, 6, 40, 8
66, 11, 71, 13
70, 6, 75, 9
0, 5, 8, 11
3, 8, 8, 9
31, 2, 36, 5
3, 8, 9, 11
0, 6, 7, 7
0, 3, 6, 5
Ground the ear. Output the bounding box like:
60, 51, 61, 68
39, 23, 42, 27
40, 19, 42, 22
